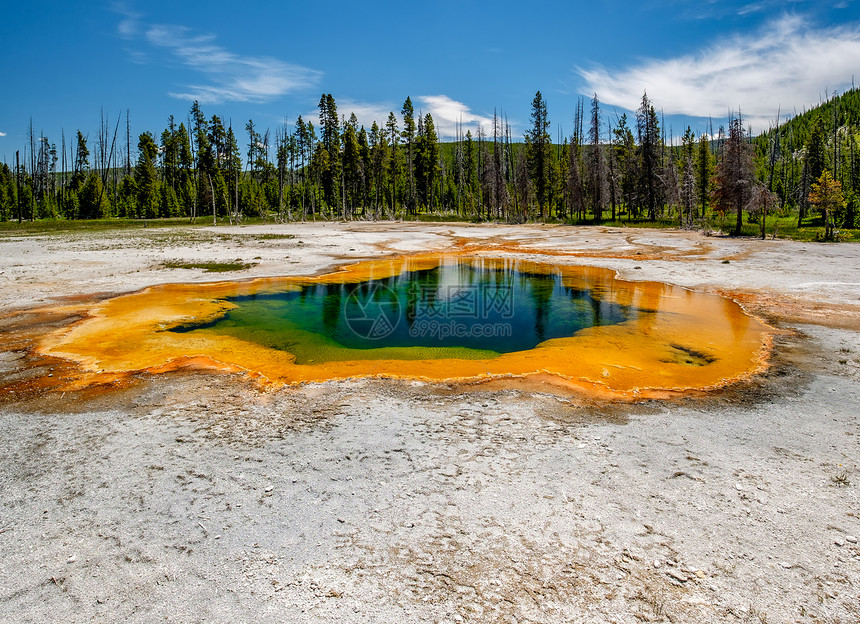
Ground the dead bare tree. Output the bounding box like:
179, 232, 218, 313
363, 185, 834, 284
587, 93, 606, 222
711, 115, 754, 236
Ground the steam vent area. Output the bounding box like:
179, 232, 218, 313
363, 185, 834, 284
1, 223, 859, 624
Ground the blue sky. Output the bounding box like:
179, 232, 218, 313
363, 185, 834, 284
1, 0, 859, 161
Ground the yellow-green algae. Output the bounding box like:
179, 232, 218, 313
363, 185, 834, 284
37, 255, 774, 398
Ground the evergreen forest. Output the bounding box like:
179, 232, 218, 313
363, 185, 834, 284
2, 89, 859, 240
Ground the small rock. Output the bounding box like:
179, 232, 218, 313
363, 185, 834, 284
666, 569, 688, 583
695, 570, 707, 579
264, 486, 274, 493
67, 555, 76, 564
653, 559, 662, 568
846, 535, 858, 544
779, 562, 792, 569
835, 539, 845, 547
440, 464, 458, 477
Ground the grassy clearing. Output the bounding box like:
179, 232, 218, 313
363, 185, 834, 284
706, 214, 860, 242
252, 233, 295, 240
1, 214, 857, 242
563, 217, 680, 229
0, 217, 286, 238
0, 217, 209, 236
159, 259, 258, 272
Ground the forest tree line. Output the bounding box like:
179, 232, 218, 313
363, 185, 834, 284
1, 88, 858, 238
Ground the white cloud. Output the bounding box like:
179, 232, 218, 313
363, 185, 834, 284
337, 101, 399, 128
303, 96, 497, 140
116, 14, 321, 104
300, 100, 396, 134
118, 16, 140, 37
578, 15, 860, 130
416, 95, 496, 139
145, 25, 322, 104
0, 132, 7, 137
113, 1, 141, 37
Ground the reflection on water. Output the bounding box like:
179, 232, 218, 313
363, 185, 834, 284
174, 258, 637, 363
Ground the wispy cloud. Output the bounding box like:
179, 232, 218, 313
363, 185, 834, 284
116, 13, 321, 104
304, 95, 497, 139
579, 15, 860, 130
116, 5, 141, 37
416, 95, 496, 138
651, 0, 812, 22
336, 100, 399, 127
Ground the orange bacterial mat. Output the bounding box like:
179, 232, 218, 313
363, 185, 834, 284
34, 255, 775, 399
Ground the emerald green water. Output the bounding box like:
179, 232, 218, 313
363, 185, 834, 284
172, 259, 635, 364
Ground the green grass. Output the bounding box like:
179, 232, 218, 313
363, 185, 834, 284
1, 213, 858, 242
411, 213, 477, 223
0, 216, 281, 237
252, 233, 295, 240
563, 217, 680, 229
707, 214, 860, 242
0, 217, 198, 236
160, 259, 258, 272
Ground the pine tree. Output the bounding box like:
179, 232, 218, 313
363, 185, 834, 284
296, 115, 313, 219
587, 93, 606, 222
612, 114, 637, 220
176, 123, 195, 216
401, 97, 417, 214
225, 124, 242, 221
799, 118, 827, 226
341, 120, 361, 218
318, 94, 341, 214
525, 91, 551, 219
385, 112, 400, 217
358, 125, 372, 215
208, 115, 230, 219
0, 163, 16, 221
415, 113, 440, 211
78, 172, 109, 219
636, 92, 662, 220
161, 115, 179, 193
135, 132, 160, 219
369, 121, 389, 219
190, 101, 211, 222
695, 131, 713, 217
